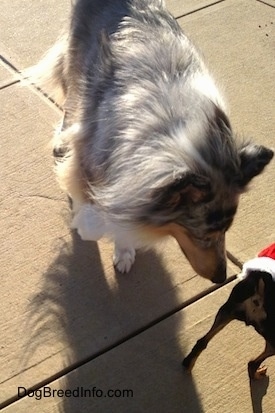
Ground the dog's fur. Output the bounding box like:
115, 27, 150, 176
29, 0, 273, 280
182, 270, 275, 379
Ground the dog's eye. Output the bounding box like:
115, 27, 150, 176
203, 237, 212, 246
253, 299, 260, 307
197, 236, 212, 247
192, 234, 214, 248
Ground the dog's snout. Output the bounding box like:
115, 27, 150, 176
212, 273, 226, 284
211, 265, 227, 284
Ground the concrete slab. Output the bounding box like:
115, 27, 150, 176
0, 62, 9, 81
257, 0, 275, 7
167, 0, 225, 17
179, 0, 275, 262
0, 84, 63, 401
0, 57, 21, 89
3, 281, 274, 413
0, 0, 71, 70
0, 0, 219, 71
1, 0, 274, 412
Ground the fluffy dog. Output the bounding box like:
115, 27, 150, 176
30, 0, 273, 280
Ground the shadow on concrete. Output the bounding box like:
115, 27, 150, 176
24, 221, 204, 413
250, 375, 270, 413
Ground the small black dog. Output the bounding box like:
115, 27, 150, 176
182, 270, 275, 379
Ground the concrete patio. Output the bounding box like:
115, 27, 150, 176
0, 0, 274, 412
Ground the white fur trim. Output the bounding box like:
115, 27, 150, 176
238, 257, 275, 281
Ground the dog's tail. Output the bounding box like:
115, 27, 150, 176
21, 35, 68, 106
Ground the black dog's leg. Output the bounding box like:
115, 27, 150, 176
182, 302, 234, 372
248, 341, 275, 380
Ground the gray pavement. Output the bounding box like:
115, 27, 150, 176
1, 1, 274, 412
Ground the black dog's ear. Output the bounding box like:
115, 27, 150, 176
238, 144, 273, 187
152, 171, 212, 212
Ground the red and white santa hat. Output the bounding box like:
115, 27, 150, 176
238, 243, 275, 281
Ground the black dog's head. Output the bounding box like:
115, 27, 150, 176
230, 271, 275, 337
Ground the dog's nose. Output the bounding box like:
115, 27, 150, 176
212, 273, 226, 284
211, 265, 227, 284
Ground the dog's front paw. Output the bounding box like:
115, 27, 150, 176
113, 247, 136, 273
254, 366, 268, 380
248, 361, 268, 380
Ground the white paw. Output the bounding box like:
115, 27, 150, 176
113, 247, 136, 273
71, 204, 105, 241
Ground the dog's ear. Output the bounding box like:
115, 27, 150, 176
152, 171, 212, 211
238, 144, 273, 187
257, 277, 265, 298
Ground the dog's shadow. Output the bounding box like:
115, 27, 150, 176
250, 376, 270, 413
23, 218, 204, 413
